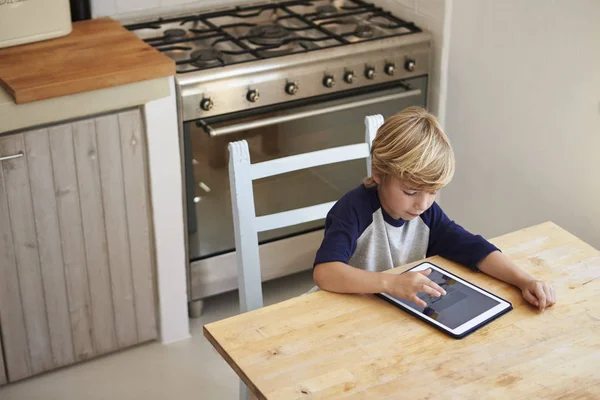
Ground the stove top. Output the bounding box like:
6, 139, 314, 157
125, 0, 421, 73
125, 0, 431, 122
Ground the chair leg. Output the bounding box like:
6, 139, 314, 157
240, 381, 260, 400
240, 380, 249, 400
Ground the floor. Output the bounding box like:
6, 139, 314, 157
0, 270, 316, 400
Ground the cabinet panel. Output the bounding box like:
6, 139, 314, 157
72, 119, 118, 355
0, 334, 5, 385
24, 129, 75, 368
48, 124, 95, 362
95, 114, 138, 349
0, 108, 157, 383
118, 110, 157, 342
0, 137, 31, 381
0, 134, 53, 376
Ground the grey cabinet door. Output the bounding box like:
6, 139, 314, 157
0, 108, 157, 383
0, 133, 53, 381
0, 323, 6, 386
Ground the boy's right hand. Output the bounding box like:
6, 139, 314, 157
382, 268, 447, 307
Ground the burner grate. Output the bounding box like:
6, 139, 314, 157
125, 0, 421, 72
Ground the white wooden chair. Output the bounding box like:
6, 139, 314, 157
228, 115, 384, 400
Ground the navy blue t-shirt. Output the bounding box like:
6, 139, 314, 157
314, 185, 498, 272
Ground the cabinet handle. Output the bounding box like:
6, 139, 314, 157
0, 151, 24, 161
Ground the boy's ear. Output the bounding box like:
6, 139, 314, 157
371, 167, 381, 184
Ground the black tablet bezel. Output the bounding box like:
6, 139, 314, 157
375, 261, 513, 339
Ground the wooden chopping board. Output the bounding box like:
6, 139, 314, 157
0, 18, 175, 104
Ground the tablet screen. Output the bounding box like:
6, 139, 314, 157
389, 269, 501, 329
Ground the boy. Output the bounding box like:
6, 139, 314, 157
313, 107, 556, 310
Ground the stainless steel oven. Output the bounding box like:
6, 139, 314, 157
124, 0, 431, 313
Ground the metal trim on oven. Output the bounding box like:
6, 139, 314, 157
198, 89, 422, 137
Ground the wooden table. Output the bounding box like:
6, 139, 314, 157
204, 222, 600, 399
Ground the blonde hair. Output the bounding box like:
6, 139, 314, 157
364, 106, 455, 191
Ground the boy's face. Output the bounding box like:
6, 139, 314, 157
373, 173, 437, 220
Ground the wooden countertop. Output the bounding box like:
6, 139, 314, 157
204, 222, 600, 399
0, 18, 175, 104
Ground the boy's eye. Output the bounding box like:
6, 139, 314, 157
403, 191, 417, 196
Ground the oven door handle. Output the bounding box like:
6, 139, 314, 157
198, 88, 422, 137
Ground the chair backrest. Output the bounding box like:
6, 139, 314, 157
228, 115, 385, 313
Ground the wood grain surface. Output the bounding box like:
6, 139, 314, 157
24, 128, 75, 368
48, 123, 96, 362
0, 134, 53, 375
204, 222, 600, 399
0, 18, 174, 104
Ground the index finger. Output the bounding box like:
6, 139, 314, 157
419, 275, 447, 296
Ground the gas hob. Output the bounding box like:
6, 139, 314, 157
125, 0, 431, 121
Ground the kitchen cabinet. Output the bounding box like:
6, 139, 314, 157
0, 108, 157, 382
0, 326, 6, 385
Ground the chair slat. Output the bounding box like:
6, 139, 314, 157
251, 143, 370, 181
228, 141, 264, 313
255, 201, 337, 233
365, 115, 383, 177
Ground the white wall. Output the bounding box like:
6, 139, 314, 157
443, 0, 600, 249
379, 0, 450, 121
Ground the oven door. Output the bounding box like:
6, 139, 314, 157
186, 76, 427, 301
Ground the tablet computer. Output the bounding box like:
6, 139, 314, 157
376, 261, 512, 339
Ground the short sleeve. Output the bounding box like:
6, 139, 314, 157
422, 202, 499, 271
313, 201, 360, 266
314, 185, 375, 266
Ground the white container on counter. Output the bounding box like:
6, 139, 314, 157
0, 0, 72, 49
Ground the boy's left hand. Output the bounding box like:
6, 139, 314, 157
520, 279, 556, 311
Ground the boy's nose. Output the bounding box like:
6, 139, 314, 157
416, 197, 428, 212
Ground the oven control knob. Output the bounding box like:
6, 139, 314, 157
344, 71, 356, 84
323, 75, 335, 88
247, 89, 259, 102
384, 63, 396, 76
200, 97, 213, 111
364, 66, 376, 80
404, 58, 416, 72
285, 82, 299, 95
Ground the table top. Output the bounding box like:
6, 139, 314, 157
204, 222, 600, 399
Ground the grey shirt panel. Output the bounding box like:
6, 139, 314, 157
348, 209, 429, 272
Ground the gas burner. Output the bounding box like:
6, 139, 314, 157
354, 24, 374, 38
190, 49, 223, 68
248, 24, 292, 46
316, 5, 339, 16
256, 43, 297, 57
164, 28, 187, 39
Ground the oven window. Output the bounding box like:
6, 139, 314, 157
187, 77, 427, 261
